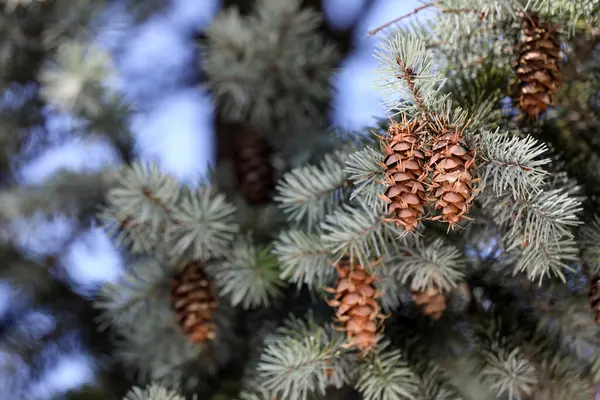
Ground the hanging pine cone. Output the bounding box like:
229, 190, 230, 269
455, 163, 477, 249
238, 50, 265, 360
326, 257, 385, 354
588, 274, 600, 330
171, 260, 218, 344
378, 117, 428, 232
411, 281, 447, 320
234, 129, 275, 205
514, 12, 561, 120
427, 128, 477, 229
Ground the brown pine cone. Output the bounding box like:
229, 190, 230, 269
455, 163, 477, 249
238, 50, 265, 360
588, 274, 600, 329
326, 257, 385, 354
171, 260, 218, 344
234, 129, 275, 205
411, 285, 446, 320
378, 117, 428, 232
427, 129, 477, 229
514, 12, 561, 120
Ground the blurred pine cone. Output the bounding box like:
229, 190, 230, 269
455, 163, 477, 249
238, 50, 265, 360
234, 129, 275, 205
171, 260, 218, 344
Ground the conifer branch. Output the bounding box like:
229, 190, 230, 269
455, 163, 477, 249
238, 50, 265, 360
101, 162, 238, 260
256, 315, 350, 400
580, 215, 600, 275
355, 340, 420, 400
0, 169, 119, 222
374, 34, 448, 118
275, 151, 352, 230
208, 235, 284, 309
344, 146, 387, 212
122, 383, 185, 400
272, 230, 335, 289
388, 238, 466, 292
320, 204, 402, 267
478, 131, 551, 198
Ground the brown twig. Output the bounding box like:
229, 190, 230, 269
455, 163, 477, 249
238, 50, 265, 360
368, 2, 437, 36
368, 1, 479, 36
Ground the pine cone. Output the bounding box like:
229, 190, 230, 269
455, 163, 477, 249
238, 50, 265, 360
427, 129, 477, 229
171, 260, 218, 344
514, 12, 561, 120
234, 129, 275, 205
326, 257, 385, 354
412, 285, 446, 320
588, 274, 600, 329
378, 118, 428, 232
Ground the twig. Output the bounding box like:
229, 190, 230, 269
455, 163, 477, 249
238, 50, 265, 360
368, 2, 437, 36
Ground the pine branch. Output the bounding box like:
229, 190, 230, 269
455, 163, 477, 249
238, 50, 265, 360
387, 237, 466, 293
475, 319, 538, 400
580, 215, 600, 275
355, 340, 420, 400
479, 347, 538, 400
95, 257, 215, 383
344, 146, 387, 213
478, 130, 551, 198
201, 0, 338, 129
256, 314, 350, 400
39, 39, 114, 117
122, 383, 185, 400
208, 234, 284, 309
272, 229, 335, 290
0, 169, 119, 223
374, 33, 449, 118
100, 162, 238, 260
320, 204, 403, 267
275, 151, 352, 230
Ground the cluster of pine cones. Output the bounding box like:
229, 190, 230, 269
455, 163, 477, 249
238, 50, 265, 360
378, 116, 477, 233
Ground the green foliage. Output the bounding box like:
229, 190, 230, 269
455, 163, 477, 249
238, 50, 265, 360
208, 234, 284, 309
256, 314, 350, 400
123, 383, 186, 400
355, 342, 420, 400
100, 162, 238, 261
273, 229, 334, 290
274, 151, 351, 230
200, 0, 339, 130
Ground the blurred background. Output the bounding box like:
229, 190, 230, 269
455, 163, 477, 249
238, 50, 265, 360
0, 0, 431, 398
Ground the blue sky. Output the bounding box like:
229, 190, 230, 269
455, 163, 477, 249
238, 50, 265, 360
2, 0, 422, 397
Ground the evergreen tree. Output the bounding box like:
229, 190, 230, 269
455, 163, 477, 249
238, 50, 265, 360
2, 0, 600, 399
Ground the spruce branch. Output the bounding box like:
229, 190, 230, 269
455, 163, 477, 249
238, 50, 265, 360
274, 151, 351, 230
355, 340, 420, 400
122, 383, 185, 400
96, 258, 210, 382
101, 162, 238, 259
374, 34, 448, 118
479, 347, 538, 400
208, 234, 284, 309
168, 186, 238, 260
0, 169, 119, 222
320, 204, 403, 267
388, 238, 466, 293
256, 314, 350, 400
39, 39, 113, 117
580, 215, 600, 275
272, 229, 335, 290
94, 257, 169, 331
478, 130, 551, 198
344, 146, 387, 213
479, 186, 582, 281
201, 0, 338, 129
